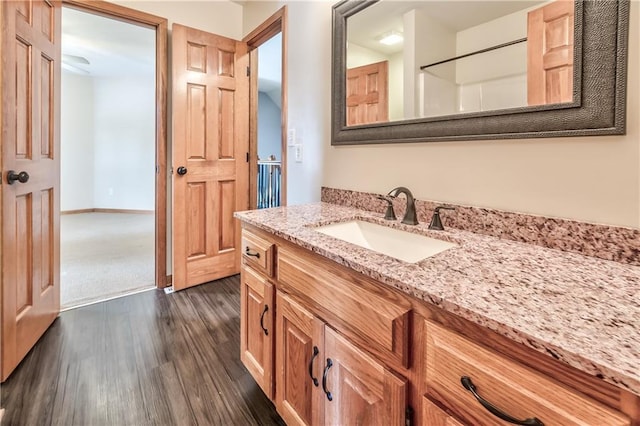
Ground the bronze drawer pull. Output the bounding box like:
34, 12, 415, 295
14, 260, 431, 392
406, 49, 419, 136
322, 358, 333, 401
259, 305, 269, 336
461, 376, 544, 426
308, 346, 319, 386
245, 247, 260, 258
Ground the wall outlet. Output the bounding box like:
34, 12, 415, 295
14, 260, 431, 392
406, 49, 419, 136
287, 128, 296, 146
294, 144, 303, 163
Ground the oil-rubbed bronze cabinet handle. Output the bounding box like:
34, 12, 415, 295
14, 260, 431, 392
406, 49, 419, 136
245, 247, 260, 258
259, 305, 269, 336
308, 346, 319, 387
322, 358, 333, 401
461, 376, 544, 426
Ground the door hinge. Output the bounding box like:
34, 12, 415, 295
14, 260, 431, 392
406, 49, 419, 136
246, 66, 250, 77
246, 152, 250, 162
405, 405, 414, 426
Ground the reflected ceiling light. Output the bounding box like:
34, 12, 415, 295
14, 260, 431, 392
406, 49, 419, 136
378, 31, 403, 46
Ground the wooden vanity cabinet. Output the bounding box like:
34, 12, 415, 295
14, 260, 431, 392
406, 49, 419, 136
425, 320, 630, 426
275, 291, 408, 426
240, 266, 274, 399
240, 228, 276, 399
239, 225, 638, 426
275, 292, 324, 426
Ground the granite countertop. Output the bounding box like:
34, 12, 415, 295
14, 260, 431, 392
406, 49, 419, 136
235, 203, 640, 397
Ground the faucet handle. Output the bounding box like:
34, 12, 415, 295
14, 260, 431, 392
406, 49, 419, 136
376, 195, 397, 220
429, 205, 455, 230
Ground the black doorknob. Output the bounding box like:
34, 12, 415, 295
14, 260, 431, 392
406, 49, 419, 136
7, 170, 29, 185
177, 166, 187, 175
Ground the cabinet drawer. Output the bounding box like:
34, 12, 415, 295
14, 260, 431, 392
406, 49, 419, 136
241, 230, 274, 277
425, 321, 629, 426
278, 246, 411, 368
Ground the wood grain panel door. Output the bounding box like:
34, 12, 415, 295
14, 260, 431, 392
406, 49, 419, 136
323, 327, 407, 426
1, 0, 61, 381
240, 266, 274, 398
172, 24, 249, 290
527, 0, 574, 105
275, 292, 325, 426
346, 60, 388, 126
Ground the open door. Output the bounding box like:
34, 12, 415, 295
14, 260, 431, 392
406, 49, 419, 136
171, 24, 249, 291
1, 0, 61, 381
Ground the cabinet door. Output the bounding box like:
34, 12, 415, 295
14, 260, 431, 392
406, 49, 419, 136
240, 266, 274, 399
423, 396, 465, 426
275, 293, 325, 426
323, 327, 407, 426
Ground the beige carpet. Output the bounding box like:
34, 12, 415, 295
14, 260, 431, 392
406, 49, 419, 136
61, 212, 155, 309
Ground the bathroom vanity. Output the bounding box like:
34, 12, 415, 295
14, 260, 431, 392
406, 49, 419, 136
235, 203, 640, 425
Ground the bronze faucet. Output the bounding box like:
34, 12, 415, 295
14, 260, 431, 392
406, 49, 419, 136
387, 187, 418, 225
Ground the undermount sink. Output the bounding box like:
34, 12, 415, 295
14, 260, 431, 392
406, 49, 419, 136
314, 220, 457, 263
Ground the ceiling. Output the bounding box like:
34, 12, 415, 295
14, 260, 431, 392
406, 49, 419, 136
347, 0, 544, 56
62, 6, 155, 77
61, 4, 281, 98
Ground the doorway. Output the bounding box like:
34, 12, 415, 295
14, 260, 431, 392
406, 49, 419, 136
246, 7, 288, 210
256, 33, 283, 209
59, 3, 167, 308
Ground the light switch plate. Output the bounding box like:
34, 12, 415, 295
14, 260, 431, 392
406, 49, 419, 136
294, 145, 303, 162
287, 129, 296, 146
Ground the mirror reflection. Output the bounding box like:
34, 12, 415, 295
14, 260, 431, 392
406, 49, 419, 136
346, 0, 575, 126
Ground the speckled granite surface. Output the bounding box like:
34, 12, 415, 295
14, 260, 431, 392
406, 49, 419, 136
235, 203, 640, 397
321, 187, 640, 266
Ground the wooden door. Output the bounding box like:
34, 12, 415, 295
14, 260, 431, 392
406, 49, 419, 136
172, 23, 249, 290
1, 0, 61, 381
527, 0, 574, 105
275, 292, 325, 426
323, 327, 407, 426
240, 266, 274, 398
346, 61, 388, 126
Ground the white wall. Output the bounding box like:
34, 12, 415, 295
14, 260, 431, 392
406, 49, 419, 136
61, 71, 95, 211
93, 76, 156, 210
245, 1, 330, 206
258, 92, 282, 161
113, 1, 243, 40
407, 8, 456, 118
61, 73, 155, 211
107, 0, 638, 228
246, 1, 640, 228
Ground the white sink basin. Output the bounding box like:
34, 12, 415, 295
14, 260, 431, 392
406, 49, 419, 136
314, 220, 456, 263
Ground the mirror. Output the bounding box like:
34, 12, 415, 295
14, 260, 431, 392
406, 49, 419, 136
346, 1, 574, 124
332, 0, 629, 145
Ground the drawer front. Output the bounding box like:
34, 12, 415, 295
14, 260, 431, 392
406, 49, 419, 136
425, 321, 629, 426
278, 246, 411, 368
241, 230, 274, 277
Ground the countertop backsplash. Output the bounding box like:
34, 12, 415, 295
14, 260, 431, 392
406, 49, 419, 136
321, 187, 640, 266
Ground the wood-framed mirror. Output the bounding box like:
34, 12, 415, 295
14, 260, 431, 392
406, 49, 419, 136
331, 0, 629, 145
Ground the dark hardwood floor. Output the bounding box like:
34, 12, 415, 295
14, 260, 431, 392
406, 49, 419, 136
1, 276, 285, 426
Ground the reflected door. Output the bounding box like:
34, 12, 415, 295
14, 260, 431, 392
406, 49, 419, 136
346, 61, 388, 126
527, 0, 575, 105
